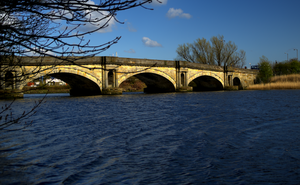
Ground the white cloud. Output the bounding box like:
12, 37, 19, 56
124, 49, 136, 53
142, 37, 162, 47
79, 15, 116, 33
82, 4, 116, 33
25, 47, 56, 56
63, 0, 116, 33
127, 22, 137, 32
166, 8, 192, 19
151, 0, 168, 6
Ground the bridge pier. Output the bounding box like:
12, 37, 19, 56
101, 66, 122, 95
176, 86, 193, 92
223, 67, 242, 90
102, 88, 123, 95
224, 66, 235, 87
103, 65, 119, 88
0, 70, 24, 99
175, 68, 191, 92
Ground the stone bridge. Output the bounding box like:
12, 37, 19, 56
1, 56, 258, 97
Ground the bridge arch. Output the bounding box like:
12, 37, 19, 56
22, 66, 102, 96
232, 75, 247, 90
118, 69, 176, 93
188, 72, 224, 91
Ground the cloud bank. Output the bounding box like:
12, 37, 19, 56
142, 37, 162, 47
166, 8, 192, 19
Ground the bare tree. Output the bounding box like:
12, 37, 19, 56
176, 35, 246, 68
229, 50, 246, 68
0, 0, 160, 129
191, 38, 214, 65
176, 43, 194, 63
210, 35, 245, 68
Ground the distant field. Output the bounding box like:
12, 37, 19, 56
248, 74, 300, 90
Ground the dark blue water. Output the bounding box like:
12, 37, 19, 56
1, 90, 300, 184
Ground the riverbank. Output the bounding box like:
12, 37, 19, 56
248, 74, 300, 90
23, 85, 70, 94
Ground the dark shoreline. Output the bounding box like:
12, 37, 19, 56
23, 89, 70, 94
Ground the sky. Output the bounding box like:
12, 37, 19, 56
80, 0, 300, 67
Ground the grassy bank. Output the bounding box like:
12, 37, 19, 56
248, 74, 300, 90
23, 85, 70, 94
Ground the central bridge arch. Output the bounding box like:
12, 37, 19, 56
118, 69, 176, 93
188, 72, 224, 91
23, 66, 102, 96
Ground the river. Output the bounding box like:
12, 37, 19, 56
0, 90, 300, 184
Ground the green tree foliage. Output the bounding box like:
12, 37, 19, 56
258, 56, 273, 83
273, 59, 300, 75
273, 62, 288, 75
289, 60, 300, 73
176, 35, 246, 68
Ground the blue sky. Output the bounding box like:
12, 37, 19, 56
83, 0, 300, 67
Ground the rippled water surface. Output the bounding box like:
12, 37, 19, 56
1, 90, 300, 184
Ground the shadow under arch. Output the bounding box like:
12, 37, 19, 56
23, 67, 102, 96
50, 73, 101, 96
233, 77, 243, 90
5, 72, 14, 88
119, 72, 176, 93
189, 75, 224, 91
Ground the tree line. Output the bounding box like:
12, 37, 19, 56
257, 56, 300, 83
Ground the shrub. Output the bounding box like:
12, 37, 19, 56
258, 56, 273, 83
